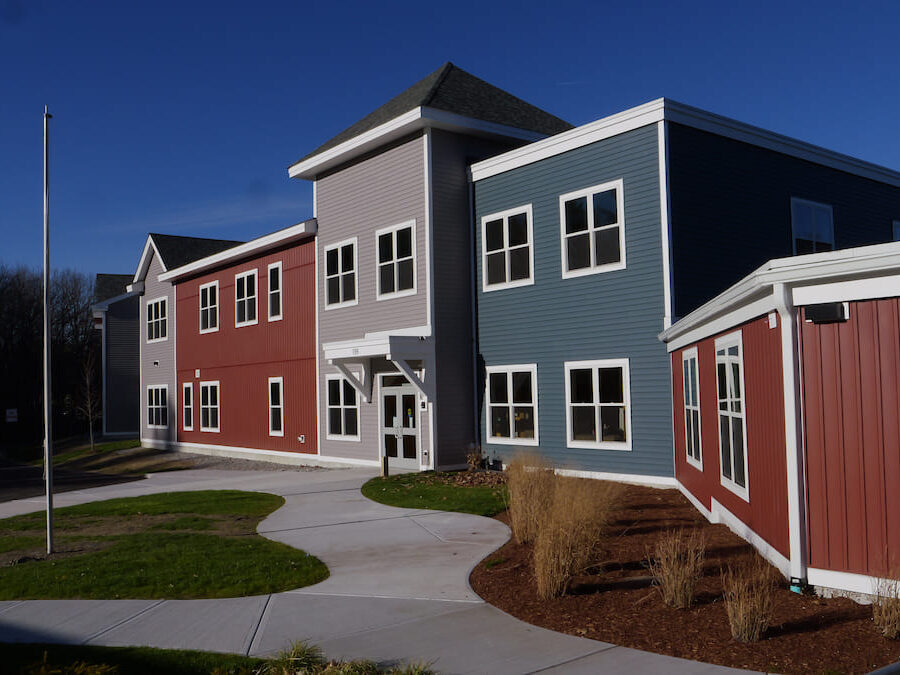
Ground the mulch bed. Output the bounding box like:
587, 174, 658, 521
423, 470, 507, 488
470, 483, 900, 674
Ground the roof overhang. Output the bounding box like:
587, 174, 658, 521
158, 219, 317, 283
132, 235, 165, 285
322, 332, 432, 363
288, 106, 547, 181
470, 98, 900, 186
659, 241, 900, 351
91, 289, 138, 315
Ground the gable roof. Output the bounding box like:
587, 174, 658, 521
93, 273, 132, 304
133, 233, 244, 284
289, 63, 572, 179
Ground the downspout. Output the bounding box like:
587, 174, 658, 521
772, 282, 808, 588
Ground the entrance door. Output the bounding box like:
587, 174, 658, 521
381, 376, 419, 470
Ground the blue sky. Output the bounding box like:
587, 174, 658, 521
3, 0, 899, 277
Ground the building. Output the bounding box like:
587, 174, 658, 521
660, 242, 900, 597
470, 98, 900, 482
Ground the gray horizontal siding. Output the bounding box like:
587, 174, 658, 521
474, 123, 673, 477
105, 295, 139, 434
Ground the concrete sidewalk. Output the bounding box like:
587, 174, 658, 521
0, 467, 747, 674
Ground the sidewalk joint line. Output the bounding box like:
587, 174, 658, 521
246, 594, 272, 656
286, 589, 483, 604
0, 600, 24, 616
527, 644, 618, 673
82, 599, 166, 644
258, 512, 433, 535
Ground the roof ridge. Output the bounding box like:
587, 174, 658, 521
420, 62, 455, 108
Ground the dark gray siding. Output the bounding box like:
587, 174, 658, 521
669, 122, 900, 318
474, 123, 673, 477
104, 295, 139, 434
430, 130, 520, 468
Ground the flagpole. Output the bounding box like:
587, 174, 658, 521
43, 105, 54, 555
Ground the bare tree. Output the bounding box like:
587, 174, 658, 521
74, 349, 101, 452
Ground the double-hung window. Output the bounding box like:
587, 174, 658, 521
183, 383, 193, 431
482, 205, 534, 291
268, 377, 284, 437
147, 385, 168, 428
682, 348, 702, 469
376, 222, 416, 299
560, 179, 625, 278
326, 374, 359, 440
268, 262, 283, 321
199, 281, 218, 333
791, 198, 834, 254
325, 239, 357, 308
147, 298, 167, 342
235, 270, 258, 327
565, 359, 631, 450
200, 381, 220, 432
485, 365, 538, 444
715, 334, 748, 499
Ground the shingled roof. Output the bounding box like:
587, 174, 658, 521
297, 62, 572, 164
93, 273, 132, 303
149, 233, 244, 270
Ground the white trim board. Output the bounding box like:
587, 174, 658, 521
554, 467, 677, 489
149, 439, 377, 468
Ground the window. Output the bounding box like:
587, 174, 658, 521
268, 262, 283, 321
268, 377, 284, 437
146, 297, 167, 342
715, 334, 748, 499
893, 220, 900, 242
482, 205, 534, 291
485, 365, 538, 445
147, 385, 168, 428
376, 222, 416, 299
682, 348, 701, 469
183, 383, 193, 431
565, 359, 631, 450
199, 281, 218, 333
324, 239, 357, 308
560, 179, 626, 278
791, 198, 834, 254
326, 374, 359, 440
200, 381, 220, 432
235, 270, 258, 327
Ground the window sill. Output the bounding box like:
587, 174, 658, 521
199, 327, 219, 335
235, 319, 258, 328
685, 454, 703, 472
147, 424, 169, 430
720, 475, 750, 502
482, 277, 534, 293
269, 431, 284, 438
376, 288, 417, 302
324, 299, 359, 311
484, 436, 539, 446
200, 428, 220, 433
566, 439, 632, 452
562, 260, 626, 280
325, 434, 361, 442
146, 337, 168, 344
268, 315, 283, 322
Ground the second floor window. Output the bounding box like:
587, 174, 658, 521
325, 239, 357, 308
791, 198, 833, 254
560, 179, 625, 278
482, 206, 533, 291
199, 281, 218, 333
147, 298, 167, 342
376, 222, 415, 298
268, 262, 283, 320
235, 270, 258, 327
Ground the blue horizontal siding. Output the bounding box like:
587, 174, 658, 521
473, 123, 674, 477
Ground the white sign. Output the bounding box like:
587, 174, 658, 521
5, 408, 17, 423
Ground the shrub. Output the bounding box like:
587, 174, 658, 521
465, 445, 485, 471
256, 641, 325, 674
505, 452, 554, 544
647, 528, 706, 609
873, 575, 900, 639
721, 556, 777, 642
533, 476, 621, 599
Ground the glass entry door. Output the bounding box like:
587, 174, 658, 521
381, 377, 419, 470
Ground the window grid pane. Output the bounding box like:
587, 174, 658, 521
327, 376, 359, 438
325, 243, 356, 306
483, 209, 531, 287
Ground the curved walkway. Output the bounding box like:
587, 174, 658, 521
0, 468, 746, 674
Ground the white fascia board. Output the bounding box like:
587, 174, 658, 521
323, 333, 432, 362
91, 290, 139, 313
470, 99, 666, 182
419, 106, 546, 143
133, 236, 165, 284
158, 219, 317, 282
126, 280, 144, 294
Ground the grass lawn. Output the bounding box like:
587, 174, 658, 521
0, 490, 328, 599
26, 438, 141, 467
361, 472, 507, 516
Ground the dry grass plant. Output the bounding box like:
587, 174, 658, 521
721, 556, 777, 642
533, 476, 621, 599
873, 575, 900, 639
505, 452, 554, 544
647, 528, 706, 609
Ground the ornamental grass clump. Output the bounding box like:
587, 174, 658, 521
721, 556, 777, 642
873, 575, 900, 640
533, 476, 621, 599
505, 452, 553, 544
647, 528, 706, 609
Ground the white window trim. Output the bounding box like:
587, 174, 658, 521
199, 281, 219, 334
146, 296, 168, 344
564, 358, 632, 451
715, 332, 750, 502
183, 382, 194, 431
234, 269, 259, 328
325, 372, 361, 441
481, 205, 535, 293
146, 384, 168, 429
790, 197, 834, 255
375, 220, 417, 301
323, 237, 359, 310
682, 347, 702, 471
268, 376, 284, 437
559, 179, 627, 279
267, 261, 283, 322
484, 363, 539, 446
199, 380, 221, 433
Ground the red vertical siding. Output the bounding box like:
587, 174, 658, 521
673, 314, 790, 558
175, 239, 317, 454
801, 298, 900, 576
